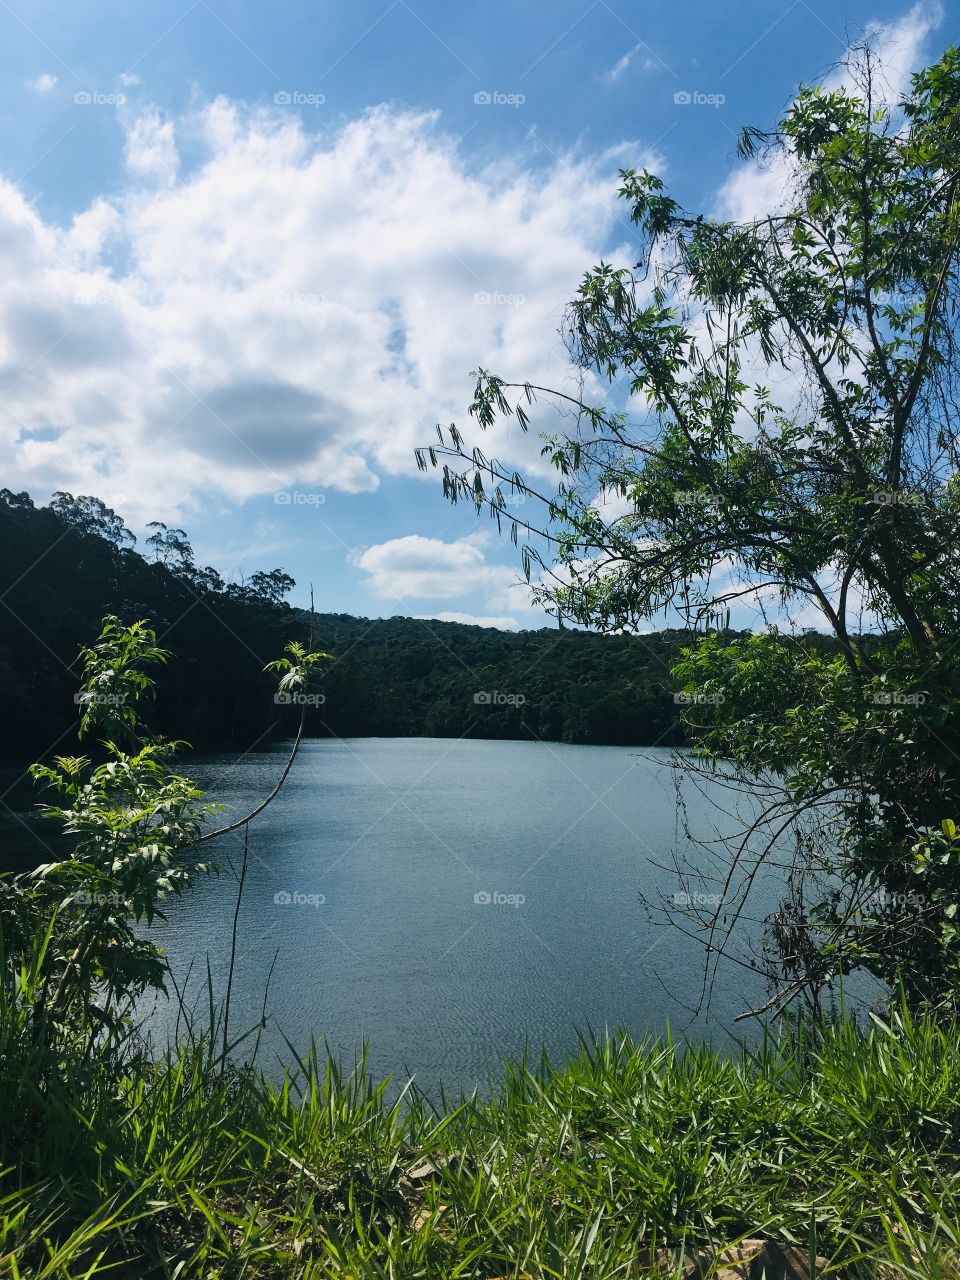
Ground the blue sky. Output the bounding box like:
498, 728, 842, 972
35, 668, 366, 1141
0, 0, 951, 627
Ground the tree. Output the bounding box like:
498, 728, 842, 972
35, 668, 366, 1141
244, 569, 296, 606
145, 521, 194, 570
0, 616, 329, 1095
420, 45, 960, 1015
49, 493, 135, 547
0, 488, 34, 512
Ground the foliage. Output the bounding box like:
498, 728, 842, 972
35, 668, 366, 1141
306, 610, 690, 747
145, 521, 194, 569
2, 1001, 960, 1277
0, 619, 218, 1093
0, 610, 326, 1138
265, 639, 331, 693
0, 488, 692, 781
48, 492, 135, 547
420, 45, 960, 1014
0, 487, 302, 762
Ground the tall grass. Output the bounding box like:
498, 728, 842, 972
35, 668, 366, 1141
2, 996, 959, 1279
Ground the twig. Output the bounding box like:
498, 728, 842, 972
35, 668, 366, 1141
220, 821, 250, 1070
199, 588, 317, 844
251, 946, 280, 1067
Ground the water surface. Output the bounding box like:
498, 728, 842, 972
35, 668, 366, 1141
129, 738, 787, 1089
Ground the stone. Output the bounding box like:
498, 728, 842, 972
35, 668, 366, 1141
406, 1154, 449, 1182
657, 1239, 833, 1280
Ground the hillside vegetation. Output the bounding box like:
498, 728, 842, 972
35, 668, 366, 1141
0, 487, 692, 758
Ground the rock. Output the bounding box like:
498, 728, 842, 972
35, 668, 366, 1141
406, 1154, 450, 1183
659, 1239, 833, 1280
761, 1241, 832, 1280
411, 1203, 444, 1230
714, 1239, 768, 1280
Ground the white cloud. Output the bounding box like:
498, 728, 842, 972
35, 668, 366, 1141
119, 72, 142, 88
718, 1, 942, 223
416, 611, 520, 629
591, 486, 634, 524
0, 101, 647, 523
355, 534, 516, 602
857, 0, 943, 100
124, 110, 178, 183
26, 74, 57, 93
603, 44, 658, 84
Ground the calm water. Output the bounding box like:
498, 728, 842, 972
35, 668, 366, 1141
116, 737, 788, 1090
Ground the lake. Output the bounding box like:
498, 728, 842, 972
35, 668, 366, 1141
122, 737, 789, 1090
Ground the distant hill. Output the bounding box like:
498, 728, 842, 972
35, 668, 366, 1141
0, 487, 691, 761
297, 611, 687, 747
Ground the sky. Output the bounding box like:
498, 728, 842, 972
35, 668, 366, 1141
0, 0, 953, 629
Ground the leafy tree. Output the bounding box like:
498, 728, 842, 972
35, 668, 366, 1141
49, 492, 135, 546
420, 46, 960, 1014
0, 490, 692, 767
0, 494, 306, 759
0, 488, 34, 511
5, 619, 216, 1067
0, 616, 327, 1109
246, 568, 296, 606
145, 521, 194, 570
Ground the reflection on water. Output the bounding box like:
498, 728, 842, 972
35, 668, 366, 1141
141, 738, 791, 1090
3, 737, 870, 1091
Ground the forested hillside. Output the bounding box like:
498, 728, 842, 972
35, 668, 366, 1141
0, 488, 689, 759
304, 611, 687, 744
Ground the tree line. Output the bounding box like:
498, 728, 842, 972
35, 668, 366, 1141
0, 487, 696, 760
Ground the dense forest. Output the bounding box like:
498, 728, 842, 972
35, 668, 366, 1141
0, 487, 691, 759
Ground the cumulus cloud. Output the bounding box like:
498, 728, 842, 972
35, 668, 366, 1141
858, 0, 943, 99
124, 110, 178, 183
0, 100, 648, 523
26, 74, 57, 93
355, 534, 516, 602
718, 1, 942, 223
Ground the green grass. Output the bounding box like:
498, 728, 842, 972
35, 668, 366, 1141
3, 1002, 960, 1279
